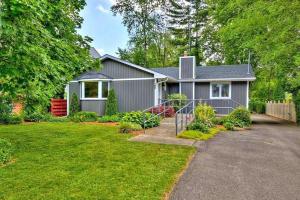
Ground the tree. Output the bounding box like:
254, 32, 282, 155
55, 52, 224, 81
0, 0, 99, 114
112, 0, 165, 67
70, 93, 80, 116
166, 0, 210, 64
105, 89, 118, 116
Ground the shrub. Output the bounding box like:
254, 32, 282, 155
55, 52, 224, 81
0, 139, 13, 165
70, 93, 80, 116
223, 121, 235, 130
48, 116, 71, 122
98, 115, 120, 123
7, 115, 23, 124
212, 117, 222, 125
249, 99, 266, 114
229, 107, 251, 127
194, 103, 215, 127
187, 121, 210, 133
149, 105, 175, 117
71, 111, 98, 122
167, 93, 187, 111
122, 111, 160, 128
105, 89, 118, 116
24, 112, 51, 122
0, 96, 12, 116
0, 96, 20, 124
119, 122, 142, 133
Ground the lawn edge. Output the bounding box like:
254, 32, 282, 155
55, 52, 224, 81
162, 149, 197, 200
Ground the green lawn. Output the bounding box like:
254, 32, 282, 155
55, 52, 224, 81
0, 123, 195, 200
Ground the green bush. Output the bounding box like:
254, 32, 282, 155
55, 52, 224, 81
119, 122, 142, 133
223, 121, 235, 130
0, 139, 13, 165
24, 112, 51, 122
7, 115, 23, 124
194, 103, 215, 127
1, 114, 23, 125
98, 115, 120, 123
105, 89, 118, 116
70, 111, 98, 122
212, 117, 222, 125
0, 96, 12, 116
122, 111, 160, 128
70, 93, 80, 116
249, 99, 266, 114
48, 116, 71, 122
187, 121, 210, 133
167, 93, 187, 111
0, 96, 20, 124
229, 107, 251, 127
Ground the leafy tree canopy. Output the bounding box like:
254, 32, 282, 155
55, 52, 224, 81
0, 0, 99, 111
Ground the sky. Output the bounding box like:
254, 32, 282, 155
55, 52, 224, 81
78, 0, 129, 56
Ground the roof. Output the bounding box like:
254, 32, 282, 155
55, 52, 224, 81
151, 64, 255, 81
89, 47, 101, 59
74, 71, 112, 81
101, 54, 167, 79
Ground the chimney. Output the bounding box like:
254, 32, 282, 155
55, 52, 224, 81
179, 53, 195, 79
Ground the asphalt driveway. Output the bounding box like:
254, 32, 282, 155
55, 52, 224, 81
170, 115, 300, 200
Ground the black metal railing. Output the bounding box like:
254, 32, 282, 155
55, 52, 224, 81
175, 101, 195, 135
142, 99, 173, 134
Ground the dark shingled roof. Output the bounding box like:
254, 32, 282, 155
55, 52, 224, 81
151, 64, 255, 80
74, 71, 112, 80
89, 47, 101, 59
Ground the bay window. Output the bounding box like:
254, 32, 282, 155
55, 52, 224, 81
81, 81, 109, 99
210, 82, 231, 99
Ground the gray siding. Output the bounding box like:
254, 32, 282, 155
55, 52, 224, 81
195, 81, 247, 114
101, 60, 153, 79
69, 82, 80, 99
112, 79, 154, 112
81, 100, 106, 116
167, 83, 179, 95
195, 82, 210, 99
231, 82, 247, 106
180, 82, 194, 100
180, 57, 194, 79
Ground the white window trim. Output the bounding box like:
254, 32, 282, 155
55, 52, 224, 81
210, 82, 231, 99
81, 81, 110, 100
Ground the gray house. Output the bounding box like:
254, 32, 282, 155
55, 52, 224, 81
66, 54, 255, 115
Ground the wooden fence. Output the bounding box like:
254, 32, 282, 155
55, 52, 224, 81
51, 99, 67, 117
266, 101, 296, 122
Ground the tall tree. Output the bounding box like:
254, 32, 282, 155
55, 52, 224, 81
0, 0, 98, 113
208, 0, 300, 101
166, 0, 210, 64
112, 0, 164, 67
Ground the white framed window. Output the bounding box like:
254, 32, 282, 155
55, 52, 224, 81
210, 82, 231, 99
81, 81, 110, 100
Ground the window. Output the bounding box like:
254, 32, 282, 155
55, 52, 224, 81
82, 81, 109, 99
84, 82, 98, 98
102, 82, 109, 98
210, 83, 231, 99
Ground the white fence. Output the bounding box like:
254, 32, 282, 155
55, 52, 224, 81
266, 101, 296, 122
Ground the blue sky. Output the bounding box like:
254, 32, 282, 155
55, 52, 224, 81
78, 0, 129, 56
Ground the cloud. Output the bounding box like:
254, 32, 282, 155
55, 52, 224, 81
96, 48, 105, 55
97, 5, 110, 14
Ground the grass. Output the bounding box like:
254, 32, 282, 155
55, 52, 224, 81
0, 123, 195, 200
177, 126, 226, 140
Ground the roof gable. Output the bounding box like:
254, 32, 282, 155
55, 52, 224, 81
101, 54, 166, 78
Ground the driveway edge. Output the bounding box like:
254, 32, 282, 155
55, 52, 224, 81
163, 149, 197, 200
